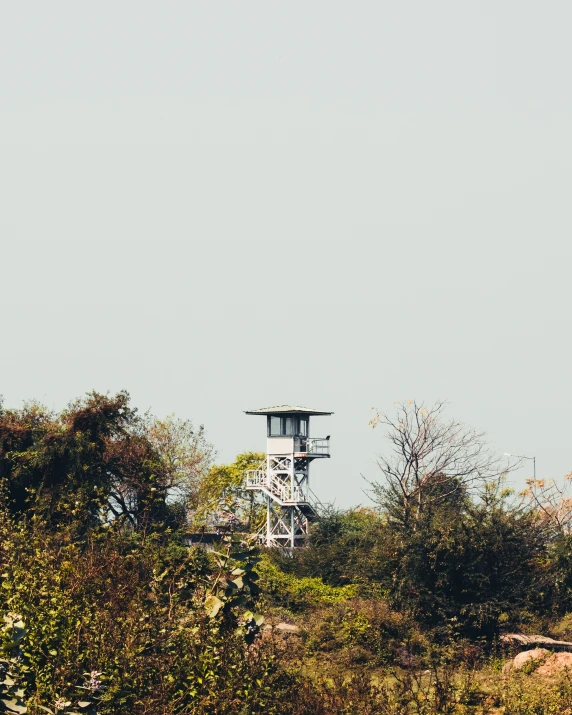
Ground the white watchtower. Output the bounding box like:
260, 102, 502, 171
244, 405, 332, 548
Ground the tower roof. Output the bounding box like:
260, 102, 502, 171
244, 405, 333, 416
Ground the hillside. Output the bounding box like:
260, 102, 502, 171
2, 393, 572, 714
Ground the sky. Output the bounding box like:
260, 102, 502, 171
1, 2, 571, 506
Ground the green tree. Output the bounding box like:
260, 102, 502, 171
276, 507, 387, 587
379, 481, 548, 638
194, 452, 266, 532
0, 392, 214, 532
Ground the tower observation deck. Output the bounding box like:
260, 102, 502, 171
244, 405, 332, 548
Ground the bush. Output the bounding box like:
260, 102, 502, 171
302, 598, 421, 670
257, 555, 359, 612
495, 670, 572, 715
0, 510, 286, 714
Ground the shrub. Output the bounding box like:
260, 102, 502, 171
256, 555, 358, 612
0, 510, 285, 714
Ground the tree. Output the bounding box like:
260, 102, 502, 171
147, 415, 214, 512
0, 391, 214, 532
0, 391, 139, 525
368, 400, 507, 527
522, 473, 572, 536
193, 452, 266, 532
108, 414, 214, 529
275, 507, 387, 587
522, 474, 572, 613
384, 480, 549, 638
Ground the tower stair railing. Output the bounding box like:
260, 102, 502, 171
245, 469, 322, 514
305, 484, 326, 515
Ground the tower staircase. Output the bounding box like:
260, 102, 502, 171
245, 469, 323, 518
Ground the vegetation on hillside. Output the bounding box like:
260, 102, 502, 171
2, 392, 572, 713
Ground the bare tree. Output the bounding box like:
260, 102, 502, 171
368, 400, 507, 525
521, 474, 572, 536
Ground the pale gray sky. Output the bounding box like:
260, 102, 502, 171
1, 2, 571, 506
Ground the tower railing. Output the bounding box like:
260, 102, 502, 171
245, 469, 266, 488
245, 470, 309, 505
306, 437, 330, 455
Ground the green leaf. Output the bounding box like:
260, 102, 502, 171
1, 699, 28, 714
242, 610, 264, 626
204, 594, 224, 618
12, 627, 27, 643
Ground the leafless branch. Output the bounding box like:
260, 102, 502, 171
521, 473, 572, 536
368, 400, 512, 524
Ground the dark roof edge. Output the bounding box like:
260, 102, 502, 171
245, 406, 333, 416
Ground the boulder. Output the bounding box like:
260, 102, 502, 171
502, 648, 572, 677
536, 652, 572, 677
503, 648, 550, 674
501, 633, 572, 650
274, 622, 300, 633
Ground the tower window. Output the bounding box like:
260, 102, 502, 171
269, 416, 281, 436
267, 415, 308, 437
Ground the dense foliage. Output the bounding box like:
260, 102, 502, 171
2, 392, 572, 713
283, 484, 550, 639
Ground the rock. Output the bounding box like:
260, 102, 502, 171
274, 622, 300, 633
502, 648, 572, 677
513, 648, 551, 670
535, 652, 572, 676
503, 648, 550, 674
501, 633, 572, 650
